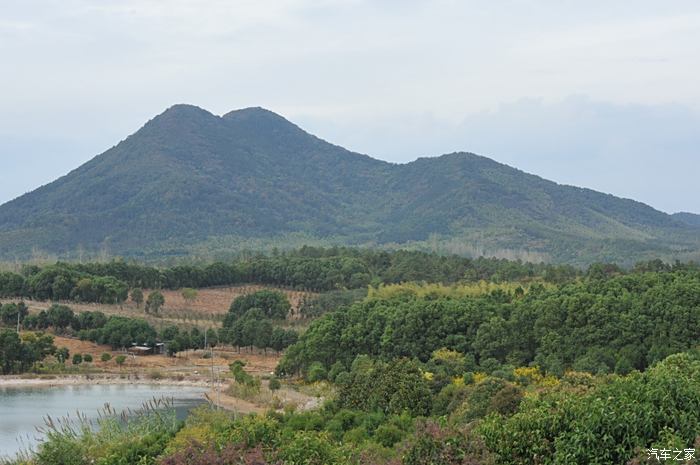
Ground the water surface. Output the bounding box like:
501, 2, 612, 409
0, 383, 207, 458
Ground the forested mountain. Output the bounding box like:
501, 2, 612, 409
0, 104, 697, 264
673, 211, 700, 227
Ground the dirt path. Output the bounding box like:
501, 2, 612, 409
205, 380, 322, 414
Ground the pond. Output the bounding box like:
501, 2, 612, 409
0, 384, 208, 458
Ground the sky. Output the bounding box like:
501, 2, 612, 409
1, 0, 699, 213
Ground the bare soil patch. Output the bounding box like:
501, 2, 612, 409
43, 336, 282, 376
16, 285, 315, 329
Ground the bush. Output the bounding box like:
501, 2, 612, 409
307, 362, 328, 382
160, 443, 266, 465
374, 423, 404, 447
275, 431, 347, 465
401, 421, 495, 465
338, 358, 432, 416
489, 384, 523, 416
72, 354, 82, 365
145, 290, 165, 315
101, 352, 112, 362
451, 378, 518, 423
269, 377, 281, 391
328, 360, 346, 382
82, 354, 93, 363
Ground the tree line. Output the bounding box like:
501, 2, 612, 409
0, 247, 586, 305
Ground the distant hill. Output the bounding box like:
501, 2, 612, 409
672, 212, 700, 227
0, 104, 698, 265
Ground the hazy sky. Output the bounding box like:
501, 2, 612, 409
1, 0, 699, 213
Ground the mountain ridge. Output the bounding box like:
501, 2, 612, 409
0, 104, 697, 264
673, 212, 700, 227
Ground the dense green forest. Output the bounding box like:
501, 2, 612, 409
278, 268, 700, 377
1, 105, 698, 264
4, 258, 700, 464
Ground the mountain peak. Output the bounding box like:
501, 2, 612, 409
222, 106, 306, 139
138, 104, 220, 138
672, 212, 700, 227
160, 103, 213, 118
223, 106, 300, 128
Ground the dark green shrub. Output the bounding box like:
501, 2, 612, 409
488, 384, 523, 416
374, 423, 404, 447
307, 362, 328, 382
275, 431, 346, 465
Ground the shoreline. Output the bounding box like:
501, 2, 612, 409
0, 374, 248, 412
0, 374, 213, 389
0, 374, 321, 414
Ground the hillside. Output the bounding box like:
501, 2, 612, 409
673, 212, 700, 227
0, 104, 697, 264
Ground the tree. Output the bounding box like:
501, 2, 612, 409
145, 291, 165, 315
307, 362, 327, 382
94, 316, 157, 349
253, 319, 273, 353
131, 288, 144, 308
206, 328, 218, 348
72, 353, 83, 365
45, 304, 74, 333
0, 329, 22, 374
338, 358, 433, 416
229, 360, 257, 387
0, 330, 57, 374
115, 354, 127, 368
225, 290, 291, 325
181, 288, 198, 305
0, 271, 25, 298
21, 332, 56, 367
101, 352, 112, 362
55, 347, 70, 365
83, 353, 93, 363
0, 302, 28, 327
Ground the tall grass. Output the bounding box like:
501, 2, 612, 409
2, 398, 182, 465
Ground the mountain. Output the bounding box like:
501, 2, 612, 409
672, 212, 700, 228
0, 104, 698, 265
